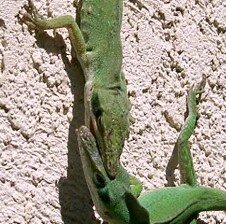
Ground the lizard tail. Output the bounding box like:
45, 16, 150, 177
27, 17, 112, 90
196, 186, 226, 212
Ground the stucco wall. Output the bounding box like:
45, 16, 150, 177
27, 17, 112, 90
0, 0, 225, 223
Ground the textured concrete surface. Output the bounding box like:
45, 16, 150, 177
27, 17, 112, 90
0, 0, 225, 223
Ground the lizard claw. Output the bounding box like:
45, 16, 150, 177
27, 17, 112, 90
193, 74, 206, 96
188, 74, 206, 105
129, 0, 149, 11
25, 0, 40, 19
193, 74, 206, 104
18, 0, 44, 30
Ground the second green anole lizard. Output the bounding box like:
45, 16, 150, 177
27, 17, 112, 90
77, 76, 226, 223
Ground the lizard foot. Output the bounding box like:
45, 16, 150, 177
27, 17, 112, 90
190, 74, 206, 103
186, 74, 206, 121
19, 0, 46, 30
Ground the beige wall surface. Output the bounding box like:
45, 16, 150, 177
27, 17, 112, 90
0, 0, 225, 223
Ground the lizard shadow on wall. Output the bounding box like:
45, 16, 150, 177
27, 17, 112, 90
32, 31, 96, 224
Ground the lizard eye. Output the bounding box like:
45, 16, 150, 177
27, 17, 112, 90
95, 110, 104, 132
94, 171, 106, 188
97, 115, 102, 128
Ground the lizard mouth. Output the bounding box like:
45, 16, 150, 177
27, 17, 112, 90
89, 118, 104, 160
89, 119, 96, 138
89, 117, 115, 179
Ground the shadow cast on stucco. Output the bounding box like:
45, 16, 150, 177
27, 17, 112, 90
33, 31, 95, 224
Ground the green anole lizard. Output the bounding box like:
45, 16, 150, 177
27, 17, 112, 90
77, 76, 226, 224
20, 0, 137, 180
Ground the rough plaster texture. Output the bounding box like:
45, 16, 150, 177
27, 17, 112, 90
0, 0, 225, 223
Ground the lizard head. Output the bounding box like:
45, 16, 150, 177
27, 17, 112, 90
90, 87, 130, 179
77, 126, 149, 224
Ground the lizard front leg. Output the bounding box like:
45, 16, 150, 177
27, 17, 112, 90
128, 173, 143, 198
20, 0, 87, 63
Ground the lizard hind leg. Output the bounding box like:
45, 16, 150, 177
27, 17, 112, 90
178, 74, 206, 186
166, 75, 206, 186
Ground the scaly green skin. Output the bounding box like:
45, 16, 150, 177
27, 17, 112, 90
77, 77, 226, 223
21, 0, 131, 179
166, 75, 207, 187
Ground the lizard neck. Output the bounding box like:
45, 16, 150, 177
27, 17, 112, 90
85, 66, 125, 90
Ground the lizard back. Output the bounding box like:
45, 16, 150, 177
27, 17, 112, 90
77, 0, 123, 84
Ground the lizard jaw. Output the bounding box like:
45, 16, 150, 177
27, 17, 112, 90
89, 116, 117, 179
